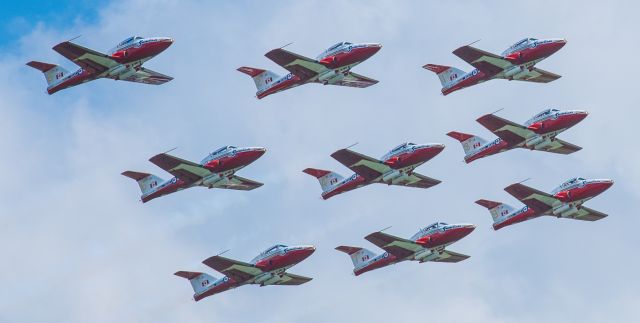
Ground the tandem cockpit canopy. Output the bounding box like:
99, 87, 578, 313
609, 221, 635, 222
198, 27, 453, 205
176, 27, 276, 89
317, 42, 353, 59
502, 38, 538, 56
111, 36, 144, 52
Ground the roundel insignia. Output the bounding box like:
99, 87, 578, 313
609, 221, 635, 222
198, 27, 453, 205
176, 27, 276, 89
223, 276, 229, 282
383, 252, 389, 258
347, 46, 352, 52
171, 177, 177, 183
472, 69, 478, 76
287, 74, 293, 80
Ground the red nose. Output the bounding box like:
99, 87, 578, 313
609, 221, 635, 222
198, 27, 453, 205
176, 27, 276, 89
554, 190, 571, 202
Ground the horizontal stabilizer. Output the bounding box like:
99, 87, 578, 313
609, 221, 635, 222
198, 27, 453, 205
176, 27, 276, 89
335, 246, 362, 255
174, 271, 203, 280
303, 168, 332, 178
475, 199, 502, 209
121, 171, 152, 181
447, 131, 475, 142
237, 66, 266, 77
26, 61, 57, 72
423, 64, 450, 74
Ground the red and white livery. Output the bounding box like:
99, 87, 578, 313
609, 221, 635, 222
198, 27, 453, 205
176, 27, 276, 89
448, 109, 588, 163
477, 177, 614, 230
303, 142, 444, 200
336, 222, 475, 276
238, 41, 382, 99
424, 37, 566, 95
175, 244, 315, 301
122, 146, 266, 203
27, 36, 174, 94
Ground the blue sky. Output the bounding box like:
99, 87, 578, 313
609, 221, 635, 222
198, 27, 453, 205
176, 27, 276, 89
0, 1, 107, 49
1, 1, 638, 323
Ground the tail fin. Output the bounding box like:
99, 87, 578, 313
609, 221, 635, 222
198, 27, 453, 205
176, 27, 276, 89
26, 61, 69, 87
423, 64, 467, 88
447, 131, 487, 156
476, 199, 515, 224
121, 171, 165, 195
303, 168, 344, 192
336, 246, 376, 268
174, 271, 217, 298
237, 66, 282, 92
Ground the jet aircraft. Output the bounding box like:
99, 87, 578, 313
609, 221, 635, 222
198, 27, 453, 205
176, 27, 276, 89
448, 109, 588, 163
238, 41, 382, 99
175, 244, 315, 301
476, 177, 614, 230
303, 143, 444, 200
27, 36, 174, 94
424, 37, 566, 95
122, 146, 266, 203
336, 223, 475, 276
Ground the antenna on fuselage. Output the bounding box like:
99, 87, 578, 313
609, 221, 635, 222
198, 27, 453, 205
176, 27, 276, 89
489, 108, 504, 115
280, 42, 293, 49
345, 142, 359, 150
378, 226, 392, 232
163, 147, 178, 154
68, 35, 82, 42
216, 249, 230, 257
518, 178, 531, 184
467, 39, 481, 46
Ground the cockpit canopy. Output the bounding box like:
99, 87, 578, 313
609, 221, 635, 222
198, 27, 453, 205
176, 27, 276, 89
200, 145, 236, 164
381, 142, 415, 159
110, 36, 143, 53
501, 38, 538, 56
317, 42, 353, 59
525, 108, 561, 125
552, 177, 586, 194
411, 222, 447, 240
423, 222, 448, 232
251, 244, 287, 263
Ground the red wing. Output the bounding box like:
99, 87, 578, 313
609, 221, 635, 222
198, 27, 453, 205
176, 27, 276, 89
399, 173, 441, 189
217, 175, 263, 191
272, 273, 313, 286
543, 139, 582, 154
476, 114, 532, 145
453, 45, 511, 77
148, 153, 210, 185
117, 67, 173, 85
432, 250, 470, 263
325, 72, 378, 88
52, 41, 118, 74
265, 48, 325, 82
202, 255, 261, 284
364, 232, 420, 259
504, 183, 556, 213
330, 149, 388, 182
514, 67, 561, 83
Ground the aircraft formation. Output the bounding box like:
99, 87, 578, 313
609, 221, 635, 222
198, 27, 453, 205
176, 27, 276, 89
26, 36, 615, 302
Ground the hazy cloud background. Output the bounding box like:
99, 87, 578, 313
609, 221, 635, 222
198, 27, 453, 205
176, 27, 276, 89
0, 1, 638, 322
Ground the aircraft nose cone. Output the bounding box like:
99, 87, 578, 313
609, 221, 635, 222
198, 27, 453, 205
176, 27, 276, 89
463, 224, 476, 234
253, 147, 267, 158
301, 245, 316, 258
604, 179, 614, 188
575, 110, 589, 121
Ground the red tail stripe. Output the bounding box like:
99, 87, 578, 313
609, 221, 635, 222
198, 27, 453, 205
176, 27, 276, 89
237, 66, 265, 77
446, 131, 474, 142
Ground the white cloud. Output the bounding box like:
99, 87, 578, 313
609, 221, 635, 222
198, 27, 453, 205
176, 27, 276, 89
0, 1, 637, 322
